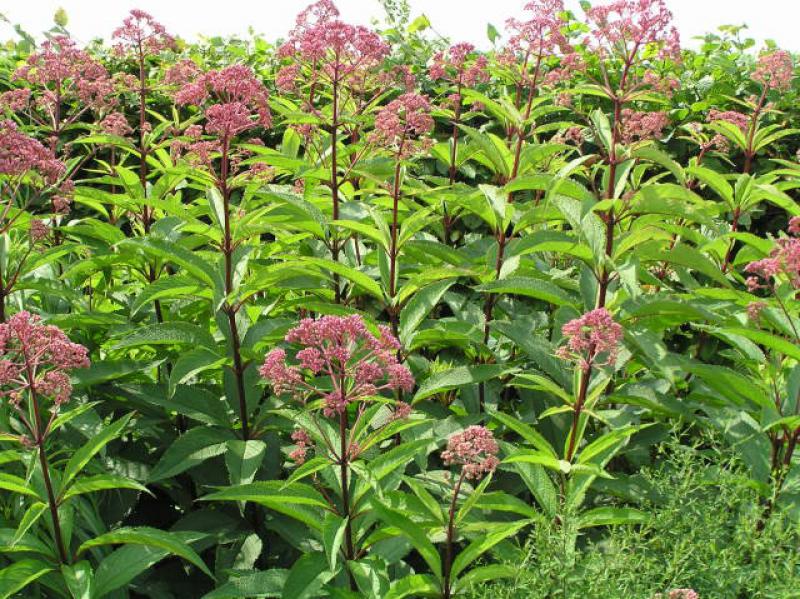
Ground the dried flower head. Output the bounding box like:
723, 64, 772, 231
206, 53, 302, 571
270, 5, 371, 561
556, 308, 624, 369
259, 315, 414, 418
441, 426, 500, 480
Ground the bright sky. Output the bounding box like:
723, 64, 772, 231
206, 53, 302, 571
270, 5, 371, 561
1, 0, 798, 51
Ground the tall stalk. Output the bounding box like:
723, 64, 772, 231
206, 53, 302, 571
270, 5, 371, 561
219, 136, 250, 440
442, 470, 466, 599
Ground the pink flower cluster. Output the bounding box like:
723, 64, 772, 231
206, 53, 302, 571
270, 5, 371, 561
29, 220, 50, 243
100, 112, 133, 137
584, 0, 681, 62
502, 1, 569, 63
259, 315, 414, 418
653, 591, 699, 599
706, 109, 750, 152
0, 89, 31, 112
112, 9, 175, 57
0, 120, 64, 183
429, 43, 489, 89
289, 428, 313, 465
620, 109, 669, 144
0, 311, 89, 410
556, 308, 624, 369
175, 65, 272, 138
745, 221, 800, 291
441, 426, 500, 480
164, 59, 202, 87
370, 93, 434, 158
14, 35, 114, 112
276, 0, 389, 90
753, 50, 793, 92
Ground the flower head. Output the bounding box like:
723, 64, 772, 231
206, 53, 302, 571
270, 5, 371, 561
370, 93, 434, 158
112, 9, 175, 56
29, 220, 50, 243
429, 42, 489, 88
13, 35, 113, 113
753, 50, 793, 92
0, 311, 89, 410
174, 64, 272, 137
0, 120, 64, 183
100, 112, 133, 137
259, 315, 414, 418
556, 308, 624, 369
620, 109, 669, 144
441, 426, 500, 480
278, 0, 389, 87
584, 0, 680, 62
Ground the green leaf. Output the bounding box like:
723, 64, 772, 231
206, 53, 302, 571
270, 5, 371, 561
61, 560, 94, 599
200, 570, 287, 598
414, 364, 516, 402
200, 481, 329, 530
451, 520, 529, 579
113, 322, 216, 351
322, 514, 348, 571
384, 574, 440, 599
717, 327, 800, 362
0, 473, 41, 499
78, 527, 213, 578
0, 559, 53, 599
62, 474, 150, 501
149, 427, 234, 482
225, 440, 267, 486
371, 498, 442, 579
399, 279, 455, 345
477, 277, 576, 306
61, 414, 132, 491
577, 507, 648, 529
168, 347, 226, 397
282, 552, 334, 599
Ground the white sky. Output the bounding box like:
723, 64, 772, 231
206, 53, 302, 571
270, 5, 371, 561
1, 0, 799, 51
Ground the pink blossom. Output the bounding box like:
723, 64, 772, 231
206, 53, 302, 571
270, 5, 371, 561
279, 0, 389, 87
584, 0, 681, 63
112, 9, 175, 56
441, 426, 500, 480
100, 112, 133, 137
620, 109, 669, 144
556, 308, 624, 369
746, 301, 766, 321
260, 315, 414, 417
392, 401, 413, 421
174, 64, 272, 138
0, 311, 89, 410
29, 220, 50, 243
370, 93, 434, 158
745, 234, 800, 289
0, 120, 64, 183
0, 89, 31, 111
289, 428, 313, 465
753, 50, 793, 92
429, 42, 489, 89
15, 35, 114, 112
164, 59, 201, 86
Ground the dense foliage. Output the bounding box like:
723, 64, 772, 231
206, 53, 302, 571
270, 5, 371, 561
0, 1, 798, 597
